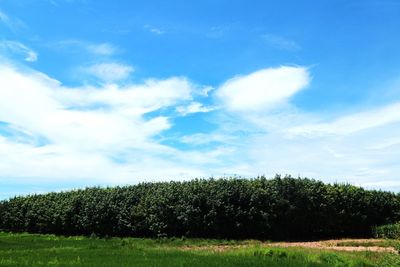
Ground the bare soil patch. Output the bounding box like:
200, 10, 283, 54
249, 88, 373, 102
180, 239, 398, 254
267, 239, 397, 253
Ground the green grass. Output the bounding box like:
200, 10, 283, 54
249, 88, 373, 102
0, 232, 398, 266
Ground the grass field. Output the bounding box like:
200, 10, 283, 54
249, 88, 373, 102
0, 232, 399, 266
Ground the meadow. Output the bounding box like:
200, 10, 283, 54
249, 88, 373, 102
0, 232, 399, 267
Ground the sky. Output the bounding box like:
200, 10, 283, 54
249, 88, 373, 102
1, 0, 400, 199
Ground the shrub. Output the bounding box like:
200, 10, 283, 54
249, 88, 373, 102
374, 222, 400, 239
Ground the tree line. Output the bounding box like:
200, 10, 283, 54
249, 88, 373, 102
0, 176, 399, 240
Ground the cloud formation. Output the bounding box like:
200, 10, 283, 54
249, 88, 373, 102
0, 41, 38, 62
216, 66, 310, 112
176, 102, 215, 116
288, 102, 400, 137
1, 62, 400, 194
0, 63, 206, 183
82, 62, 134, 82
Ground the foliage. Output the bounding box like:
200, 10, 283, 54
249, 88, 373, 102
1, 176, 399, 240
374, 222, 400, 239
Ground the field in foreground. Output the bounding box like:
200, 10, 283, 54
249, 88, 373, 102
0, 233, 399, 266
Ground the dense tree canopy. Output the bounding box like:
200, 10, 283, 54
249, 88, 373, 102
1, 176, 399, 240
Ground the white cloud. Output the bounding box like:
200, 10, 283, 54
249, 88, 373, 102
0, 63, 210, 184
0, 64, 195, 145
199, 86, 214, 96
1, 61, 400, 193
194, 65, 400, 191
86, 43, 117, 56
0, 41, 38, 62
288, 102, 400, 137
83, 62, 134, 82
204, 93, 400, 191
216, 66, 310, 112
150, 28, 165, 35
58, 77, 194, 115
176, 102, 215, 116
241, 117, 400, 191
180, 133, 237, 145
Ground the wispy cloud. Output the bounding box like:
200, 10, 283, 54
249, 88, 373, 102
288, 102, 400, 137
0, 41, 38, 62
144, 25, 165, 35
56, 40, 118, 56
176, 102, 216, 116
0, 10, 11, 28
0, 9, 26, 32
263, 34, 301, 51
86, 43, 117, 56
82, 62, 134, 82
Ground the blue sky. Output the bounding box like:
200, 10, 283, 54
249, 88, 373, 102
1, 0, 400, 199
